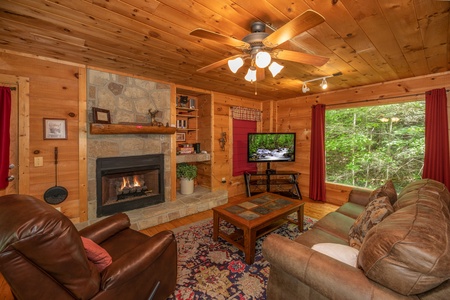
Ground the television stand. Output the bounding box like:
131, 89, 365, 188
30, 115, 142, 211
244, 170, 302, 199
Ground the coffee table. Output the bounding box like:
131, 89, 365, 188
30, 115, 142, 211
212, 192, 304, 264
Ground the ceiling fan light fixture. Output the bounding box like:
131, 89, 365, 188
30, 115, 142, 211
302, 82, 310, 93
245, 66, 257, 82
228, 57, 244, 73
255, 51, 271, 68
320, 77, 328, 89
268, 61, 284, 77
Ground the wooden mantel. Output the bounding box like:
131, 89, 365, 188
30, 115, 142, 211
90, 123, 177, 135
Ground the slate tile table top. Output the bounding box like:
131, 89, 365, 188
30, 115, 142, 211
212, 192, 304, 264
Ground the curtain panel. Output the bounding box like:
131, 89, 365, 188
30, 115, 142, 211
422, 88, 450, 189
309, 104, 326, 201
0, 87, 12, 189
232, 119, 257, 176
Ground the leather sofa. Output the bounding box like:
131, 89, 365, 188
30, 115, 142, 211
0, 194, 177, 300
262, 179, 450, 299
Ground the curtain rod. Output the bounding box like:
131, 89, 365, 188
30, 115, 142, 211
326, 89, 450, 108
0, 85, 16, 90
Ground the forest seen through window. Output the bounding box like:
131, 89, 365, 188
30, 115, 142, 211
325, 101, 425, 191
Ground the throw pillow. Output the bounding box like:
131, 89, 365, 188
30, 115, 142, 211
348, 196, 394, 249
369, 179, 397, 205
81, 236, 112, 272
311, 243, 359, 267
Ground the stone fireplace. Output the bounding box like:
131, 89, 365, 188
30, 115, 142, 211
82, 69, 228, 230
96, 154, 164, 217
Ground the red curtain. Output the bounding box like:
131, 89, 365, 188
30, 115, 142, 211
309, 104, 326, 201
422, 88, 450, 189
0, 87, 12, 189
232, 119, 257, 176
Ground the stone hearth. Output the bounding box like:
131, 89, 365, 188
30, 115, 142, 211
77, 187, 228, 230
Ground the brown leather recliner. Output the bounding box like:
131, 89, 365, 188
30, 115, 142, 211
0, 194, 177, 300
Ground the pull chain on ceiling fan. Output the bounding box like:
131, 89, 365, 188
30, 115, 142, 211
190, 9, 330, 82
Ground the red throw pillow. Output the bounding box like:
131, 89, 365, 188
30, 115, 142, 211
81, 236, 112, 272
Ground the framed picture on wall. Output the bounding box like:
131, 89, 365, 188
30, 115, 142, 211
92, 107, 111, 124
43, 118, 67, 140
176, 132, 186, 142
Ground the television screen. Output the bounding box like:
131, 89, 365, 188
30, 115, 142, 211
248, 132, 296, 163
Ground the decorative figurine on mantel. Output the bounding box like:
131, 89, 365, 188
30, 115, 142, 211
148, 109, 163, 127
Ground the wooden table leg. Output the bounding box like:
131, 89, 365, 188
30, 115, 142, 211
244, 227, 257, 264
297, 205, 304, 232
213, 211, 219, 241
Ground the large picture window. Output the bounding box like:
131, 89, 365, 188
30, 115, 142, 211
325, 101, 425, 190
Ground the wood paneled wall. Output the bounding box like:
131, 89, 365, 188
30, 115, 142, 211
2, 49, 449, 217
213, 93, 262, 196
274, 71, 450, 205
0, 51, 83, 221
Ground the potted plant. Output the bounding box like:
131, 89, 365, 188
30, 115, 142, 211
176, 163, 197, 195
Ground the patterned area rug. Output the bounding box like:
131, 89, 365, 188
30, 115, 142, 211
167, 214, 316, 300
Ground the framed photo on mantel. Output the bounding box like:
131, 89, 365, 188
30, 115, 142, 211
93, 107, 111, 124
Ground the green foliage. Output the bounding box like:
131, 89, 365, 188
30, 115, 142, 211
176, 163, 197, 180
325, 101, 425, 190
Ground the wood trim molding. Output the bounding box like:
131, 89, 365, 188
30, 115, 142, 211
78, 67, 88, 222
0, 74, 30, 195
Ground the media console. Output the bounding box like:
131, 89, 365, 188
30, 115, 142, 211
244, 170, 302, 199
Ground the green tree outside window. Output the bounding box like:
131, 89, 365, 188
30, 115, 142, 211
325, 101, 425, 191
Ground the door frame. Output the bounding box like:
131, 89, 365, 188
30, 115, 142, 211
0, 74, 30, 194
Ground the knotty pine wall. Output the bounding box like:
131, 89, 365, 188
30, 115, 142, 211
2, 49, 449, 218
213, 92, 262, 197
273, 71, 450, 206
0, 51, 85, 222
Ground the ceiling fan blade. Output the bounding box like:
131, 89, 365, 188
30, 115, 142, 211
273, 49, 329, 67
256, 67, 265, 81
190, 29, 250, 50
263, 10, 325, 48
197, 55, 244, 73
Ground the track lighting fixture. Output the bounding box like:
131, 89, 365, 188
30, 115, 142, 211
320, 78, 328, 89
301, 72, 342, 93
302, 83, 310, 93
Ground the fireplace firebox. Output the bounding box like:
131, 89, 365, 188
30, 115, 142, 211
96, 154, 164, 217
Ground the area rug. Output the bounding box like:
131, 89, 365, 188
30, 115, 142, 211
166, 214, 316, 300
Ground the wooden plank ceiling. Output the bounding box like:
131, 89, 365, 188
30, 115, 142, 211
0, 0, 449, 100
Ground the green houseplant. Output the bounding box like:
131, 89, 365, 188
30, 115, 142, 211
176, 163, 197, 194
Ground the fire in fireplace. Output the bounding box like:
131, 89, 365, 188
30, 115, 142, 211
96, 154, 164, 217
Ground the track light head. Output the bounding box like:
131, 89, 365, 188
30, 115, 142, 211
302, 83, 310, 93
320, 78, 328, 89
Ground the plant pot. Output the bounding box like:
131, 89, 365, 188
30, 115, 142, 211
180, 178, 194, 195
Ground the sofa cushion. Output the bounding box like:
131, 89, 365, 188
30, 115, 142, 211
348, 196, 394, 249
313, 211, 356, 240
369, 180, 397, 205
394, 179, 450, 215
358, 179, 450, 295
336, 202, 365, 219
311, 243, 359, 267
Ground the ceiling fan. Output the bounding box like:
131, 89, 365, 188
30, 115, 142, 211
190, 9, 330, 82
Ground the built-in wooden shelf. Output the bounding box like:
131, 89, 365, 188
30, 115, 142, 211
176, 153, 211, 163
90, 123, 177, 135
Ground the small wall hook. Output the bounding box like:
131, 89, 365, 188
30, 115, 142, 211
219, 132, 227, 151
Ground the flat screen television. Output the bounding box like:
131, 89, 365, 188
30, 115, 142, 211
247, 132, 296, 164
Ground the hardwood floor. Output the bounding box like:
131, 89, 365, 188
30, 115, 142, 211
0, 194, 338, 298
